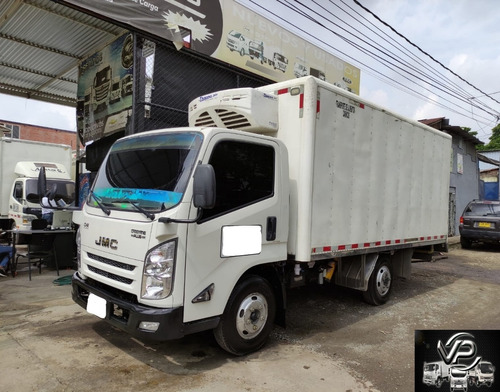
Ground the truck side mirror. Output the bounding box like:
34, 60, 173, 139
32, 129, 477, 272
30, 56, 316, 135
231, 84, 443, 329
37, 166, 47, 198
193, 164, 216, 209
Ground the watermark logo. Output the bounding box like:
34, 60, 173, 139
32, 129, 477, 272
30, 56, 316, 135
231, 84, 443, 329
416, 330, 498, 392
437, 332, 481, 371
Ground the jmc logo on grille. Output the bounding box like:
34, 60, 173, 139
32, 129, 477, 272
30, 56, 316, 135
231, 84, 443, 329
95, 237, 118, 250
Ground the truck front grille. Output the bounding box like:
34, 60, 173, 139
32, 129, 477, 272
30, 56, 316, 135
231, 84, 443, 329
88, 252, 136, 271
87, 253, 136, 285
88, 265, 133, 285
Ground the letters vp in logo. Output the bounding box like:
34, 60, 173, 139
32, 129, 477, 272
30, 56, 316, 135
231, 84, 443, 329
437, 332, 481, 371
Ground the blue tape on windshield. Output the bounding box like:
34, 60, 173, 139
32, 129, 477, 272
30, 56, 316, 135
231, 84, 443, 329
94, 188, 182, 205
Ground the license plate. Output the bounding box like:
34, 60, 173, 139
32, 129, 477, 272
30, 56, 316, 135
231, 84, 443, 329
87, 293, 107, 319
478, 222, 492, 228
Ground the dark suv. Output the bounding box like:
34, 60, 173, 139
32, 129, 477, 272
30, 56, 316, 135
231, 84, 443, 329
459, 200, 500, 249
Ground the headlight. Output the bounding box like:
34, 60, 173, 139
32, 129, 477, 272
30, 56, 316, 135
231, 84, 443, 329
141, 240, 176, 299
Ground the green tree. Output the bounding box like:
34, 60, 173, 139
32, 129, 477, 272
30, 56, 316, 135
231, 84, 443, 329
477, 124, 500, 151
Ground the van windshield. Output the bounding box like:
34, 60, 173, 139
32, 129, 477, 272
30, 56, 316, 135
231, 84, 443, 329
90, 132, 203, 214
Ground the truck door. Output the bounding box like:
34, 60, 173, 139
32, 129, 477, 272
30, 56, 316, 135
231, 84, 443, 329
183, 135, 287, 323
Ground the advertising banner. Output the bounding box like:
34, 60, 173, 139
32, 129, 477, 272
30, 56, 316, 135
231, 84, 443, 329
65, 0, 360, 94
78, 33, 134, 144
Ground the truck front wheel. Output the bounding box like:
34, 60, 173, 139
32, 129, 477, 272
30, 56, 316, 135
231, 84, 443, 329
363, 257, 393, 305
214, 275, 276, 356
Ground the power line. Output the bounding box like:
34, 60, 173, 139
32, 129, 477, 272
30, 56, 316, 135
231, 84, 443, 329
246, 0, 498, 137
353, 0, 500, 108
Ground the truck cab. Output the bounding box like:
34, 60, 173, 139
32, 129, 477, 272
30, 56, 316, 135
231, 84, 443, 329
469, 361, 495, 387
9, 162, 75, 231
450, 368, 468, 391
72, 126, 289, 355
249, 40, 264, 63
423, 361, 450, 387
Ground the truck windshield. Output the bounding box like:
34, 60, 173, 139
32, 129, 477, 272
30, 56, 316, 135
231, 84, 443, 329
451, 369, 467, 376
480, 363, 493, 373
25, 179, 75, 205
90, 132, 203, 213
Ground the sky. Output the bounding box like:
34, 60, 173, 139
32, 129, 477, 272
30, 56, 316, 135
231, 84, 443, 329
1, 0, 499, 143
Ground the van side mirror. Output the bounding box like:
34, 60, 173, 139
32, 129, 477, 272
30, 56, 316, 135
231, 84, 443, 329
193, 164, 216, 209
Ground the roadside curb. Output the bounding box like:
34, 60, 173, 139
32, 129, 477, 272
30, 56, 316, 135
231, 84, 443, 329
448, 236, 461, 249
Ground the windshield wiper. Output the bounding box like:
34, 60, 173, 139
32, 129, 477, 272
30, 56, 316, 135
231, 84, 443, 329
114, 200, 155, 220
89, 191, 111, 216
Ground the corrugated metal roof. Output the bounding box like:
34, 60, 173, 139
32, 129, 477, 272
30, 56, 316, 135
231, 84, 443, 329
419, 117, 483, 145
0, 0, 126, 106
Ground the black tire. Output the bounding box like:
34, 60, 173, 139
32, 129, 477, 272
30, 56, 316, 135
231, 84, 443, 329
240, 48, 245, 56
460, 237, 472, 249
436, 377, 443, 388
214, 275, 276, 356
363, 257, 393, 306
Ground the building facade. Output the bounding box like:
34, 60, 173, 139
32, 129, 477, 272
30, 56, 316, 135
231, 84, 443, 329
0, 120, 78, 150
420, 118, 483, 236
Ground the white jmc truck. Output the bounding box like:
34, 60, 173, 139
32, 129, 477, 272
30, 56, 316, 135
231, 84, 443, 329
71, 76, 451, 355
0, 138, 74, 234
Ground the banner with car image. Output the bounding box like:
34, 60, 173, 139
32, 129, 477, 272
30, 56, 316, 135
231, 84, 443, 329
77, 33, 134, 144
64, 0, 360, 95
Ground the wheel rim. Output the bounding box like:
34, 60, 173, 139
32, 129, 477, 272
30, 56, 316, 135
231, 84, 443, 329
375, 265, 391, 297
236, 292, 268, 340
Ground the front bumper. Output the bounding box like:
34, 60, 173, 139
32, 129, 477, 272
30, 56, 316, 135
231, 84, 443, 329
72, 271, 219, 341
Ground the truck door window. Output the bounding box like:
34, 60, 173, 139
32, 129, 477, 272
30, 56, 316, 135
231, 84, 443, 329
13, 181, 23, 202
201, 140, 274, 221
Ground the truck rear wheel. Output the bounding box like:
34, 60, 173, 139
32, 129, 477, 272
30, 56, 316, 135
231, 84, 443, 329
214, 275, 276, 356
363, 257, 393, 305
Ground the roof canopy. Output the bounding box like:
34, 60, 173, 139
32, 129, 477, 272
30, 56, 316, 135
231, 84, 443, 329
0, 0, 126, 107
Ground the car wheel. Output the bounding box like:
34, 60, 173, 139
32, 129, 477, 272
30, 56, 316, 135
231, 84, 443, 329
460, 237, 472, 249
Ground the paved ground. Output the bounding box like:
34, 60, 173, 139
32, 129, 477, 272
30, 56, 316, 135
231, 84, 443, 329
0, 238, 499, 392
